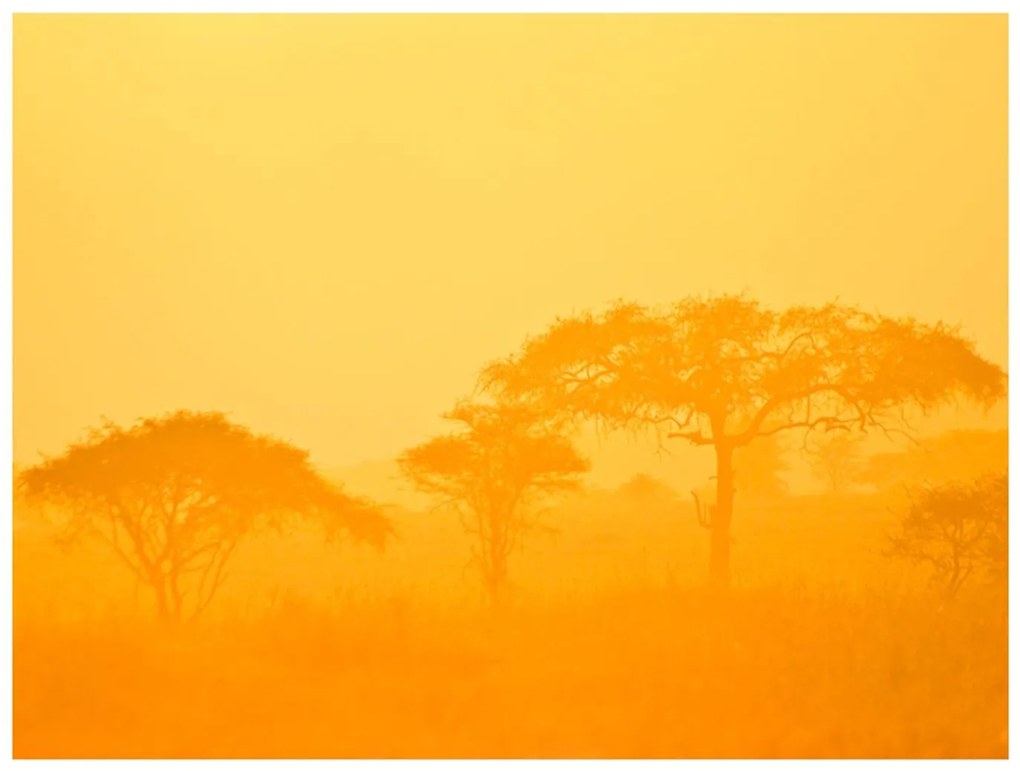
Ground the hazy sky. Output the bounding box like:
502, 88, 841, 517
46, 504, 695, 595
14, 15, 1007, 473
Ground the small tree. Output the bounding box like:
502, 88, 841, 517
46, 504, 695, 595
734, 434, 790, 500
398, 400, 589, 606
616, 473, 679, 504
808, 433, 865, 495
18, 411, 391, 625
860, 429, 1008, 495
888, 474, 1007, 599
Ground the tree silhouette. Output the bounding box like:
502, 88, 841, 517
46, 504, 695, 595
734, 434, 790, 500
18, 411, 391, 625
616, 473, 679, 504
859, 429, 1008, 496
483, 295, 1005, 589
888, 474, 1007, 599
807, 433, 866, 495
398, 400, 589, 606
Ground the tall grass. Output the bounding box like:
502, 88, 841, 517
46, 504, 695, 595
13, 490, 1007, 758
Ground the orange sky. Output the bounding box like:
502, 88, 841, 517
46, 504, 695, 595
14, 14, 1007, 473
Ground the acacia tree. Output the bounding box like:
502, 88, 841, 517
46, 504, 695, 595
807, 433, 866, 495
398, 400, 589, 606
888, 474, 1007, 599
483, 295, 1005, 589
859, 429, 1008, 495
18, 410, 391, 625
733, 434, 790, 500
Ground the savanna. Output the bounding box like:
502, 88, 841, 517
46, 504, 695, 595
12, 13, 1008, 760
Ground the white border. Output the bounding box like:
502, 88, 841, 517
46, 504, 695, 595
3, 5, 12, 768
3, 3, 1019, 12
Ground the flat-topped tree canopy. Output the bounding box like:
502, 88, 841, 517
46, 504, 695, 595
18, 410, 392, 623
400, 400, 589, 503
482, 294, 1006, 588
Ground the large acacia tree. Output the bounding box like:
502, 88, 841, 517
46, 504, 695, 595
18, 410, 391, 625
483, 295, 1006, 589
399, 400, 589, 605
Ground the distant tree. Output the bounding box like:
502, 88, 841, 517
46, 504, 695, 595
856, 450, 910, 495
888, 474, 1007, 599
398, 400, 589, 606
18, 411, 391, 626
12, 462, 29, 521
615, 473, 679, 503
483, 295, 1006, 589
734, 434, 790, 499
860, 429, 1008, 495
808, 433, 865, 494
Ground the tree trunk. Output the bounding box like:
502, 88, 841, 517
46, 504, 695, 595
484, 553, 508, 609
710, 443, 735, 591
153, 576, 171, 624
151, 573, 181, 630
169, 570, 184, 625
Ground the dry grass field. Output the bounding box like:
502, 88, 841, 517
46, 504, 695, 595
13, 486, 1008, 758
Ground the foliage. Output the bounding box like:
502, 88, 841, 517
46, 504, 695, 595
888, 474, 1007, 599
483, 296, 1004, 444
482, 294, 1006, 587
859, 429, 1008, 495
734, 434, 790, 499
807, 433, 866, 494
399, 400, 589, 604
615, 473, 679, 503
18, 410, 390, 624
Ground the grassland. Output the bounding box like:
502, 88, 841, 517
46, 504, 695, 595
13, 485, 1008, 758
